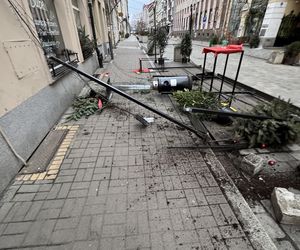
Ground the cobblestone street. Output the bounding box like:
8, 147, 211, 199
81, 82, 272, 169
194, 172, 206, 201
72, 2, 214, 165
0, 37, 275, 249
165, 38, 300, 107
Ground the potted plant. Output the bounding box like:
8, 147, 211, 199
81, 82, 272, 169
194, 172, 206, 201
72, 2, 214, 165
249, 34, 260, 48
180, 33, 192, 63
209, 34, 219, 46
283, 41, 300, 65
77, 26, 95, 60
156, 27, 168, 65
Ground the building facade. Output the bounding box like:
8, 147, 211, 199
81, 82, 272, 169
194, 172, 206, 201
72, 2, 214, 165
172, 0, 230, 40
0, 0, 127, 193
142, 2, 151, 27
234, 0, 300, 47
105, 0, 130, 46
259, 0, 300, 47
167, 0, 175, 33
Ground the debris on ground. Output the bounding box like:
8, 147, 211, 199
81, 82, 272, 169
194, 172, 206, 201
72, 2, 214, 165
271, 187, 300, 225
66, 97, 102, 121
241, 153, 265, 175
234, 98, 300, 148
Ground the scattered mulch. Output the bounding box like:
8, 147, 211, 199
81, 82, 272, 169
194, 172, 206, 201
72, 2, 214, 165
217, 153, 300, 200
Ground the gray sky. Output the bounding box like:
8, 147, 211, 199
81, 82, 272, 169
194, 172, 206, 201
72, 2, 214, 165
128, 0, 151, 25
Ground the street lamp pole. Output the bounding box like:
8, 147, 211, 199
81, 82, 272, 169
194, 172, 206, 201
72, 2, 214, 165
88, 0, 103, 68
107, 2, 114, 60
189, 4, 193, 35
154, 1, 157, 63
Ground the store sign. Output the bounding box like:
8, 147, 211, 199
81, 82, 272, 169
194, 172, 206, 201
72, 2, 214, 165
28, 0, 66, 63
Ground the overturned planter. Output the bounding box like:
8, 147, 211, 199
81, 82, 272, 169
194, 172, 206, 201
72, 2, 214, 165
271, 187, 300, 225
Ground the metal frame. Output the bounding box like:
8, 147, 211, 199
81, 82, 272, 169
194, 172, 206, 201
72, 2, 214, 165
50, 56, 207, 139
219, 54, 229, 100
139, 58, 197, 73
200, 50, 244, 106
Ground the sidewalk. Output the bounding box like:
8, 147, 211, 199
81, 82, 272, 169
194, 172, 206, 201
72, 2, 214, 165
0, 36, 275, 249
166, 38, 300, 107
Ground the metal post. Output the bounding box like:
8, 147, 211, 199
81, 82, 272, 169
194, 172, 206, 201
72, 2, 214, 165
139, 58, 142, 72
108, 32, 114, 60
154, 2, 157, 63
219, 54, 229, 100
229, 51, 244, 106
88, 0, 103, 68
50, 56, 206, 139
209, 55, 218, 92
106, 1, 114, 60
184, 107, 286, 121
189, 4, 193, 35
200, 53, 207, 91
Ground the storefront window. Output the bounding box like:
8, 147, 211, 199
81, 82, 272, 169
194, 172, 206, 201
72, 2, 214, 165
72, 0, 82, 29
28, 0, 67, 68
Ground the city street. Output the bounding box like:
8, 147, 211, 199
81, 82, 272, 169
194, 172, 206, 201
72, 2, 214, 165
1, 0, 299, 249
0, 36, 276, 250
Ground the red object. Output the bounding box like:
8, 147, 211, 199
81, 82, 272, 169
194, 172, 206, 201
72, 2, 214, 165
98, 99, 103, 109
202, 45, 244, 56
261, 143, 267, 149
268, 160, 276, 166
133, 68, 151, 73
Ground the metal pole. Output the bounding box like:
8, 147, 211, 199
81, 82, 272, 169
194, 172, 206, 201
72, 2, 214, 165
154, 3, 157, 63
219, 54, 229, 100
189, 4, 193, 35
209, 55, 218, 92
88, 0, 103, 68
229, 51, 244, 106
201, 53, 207, 91
50, 56, 206, 139
106, 1, 114, 60
108, 32, 114, 60
184, 107, 285, 121
139, 58, 142, 72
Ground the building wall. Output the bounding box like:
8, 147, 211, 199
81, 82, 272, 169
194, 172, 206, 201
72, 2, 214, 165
0, 1, 52, 117
143, 4, 150, 26
285, 0, 300, 14
156, 0, 167, 26
259, 0, 288, 47
172, 0, 229, 40
0, 0, 110, 193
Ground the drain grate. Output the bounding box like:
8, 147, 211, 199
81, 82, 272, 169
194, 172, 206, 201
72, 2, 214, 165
20, 129, 68, 174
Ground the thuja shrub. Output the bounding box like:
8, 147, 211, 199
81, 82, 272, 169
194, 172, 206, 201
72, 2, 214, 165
234, 98, 300, 147
173, 89, 219, 110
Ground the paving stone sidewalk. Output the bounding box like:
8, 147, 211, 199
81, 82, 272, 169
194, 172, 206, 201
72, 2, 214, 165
165, 38, 300, 107
0, 36, 262, 249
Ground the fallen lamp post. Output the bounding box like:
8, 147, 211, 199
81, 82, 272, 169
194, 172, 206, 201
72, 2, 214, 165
49, 56, 208, 140
184, 107, 287, 121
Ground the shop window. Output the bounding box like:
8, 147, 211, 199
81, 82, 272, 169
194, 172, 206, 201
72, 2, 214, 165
28, 0, 78, 77
72, 0, 82, 29
72, 0, 94, 60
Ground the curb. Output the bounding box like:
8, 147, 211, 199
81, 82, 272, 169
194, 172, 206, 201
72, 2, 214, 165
204, 151, 277, 250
